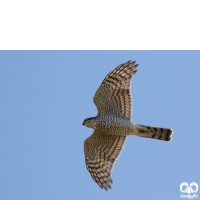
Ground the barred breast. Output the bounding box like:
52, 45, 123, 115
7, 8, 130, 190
95, 115, 134, 136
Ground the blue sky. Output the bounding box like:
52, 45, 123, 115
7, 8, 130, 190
0, 51, 199, 200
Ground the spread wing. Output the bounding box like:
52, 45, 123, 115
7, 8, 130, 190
93, 60, 138, 121
84, 130, 127, 191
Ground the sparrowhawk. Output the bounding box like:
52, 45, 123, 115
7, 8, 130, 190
82, 60, 173, 191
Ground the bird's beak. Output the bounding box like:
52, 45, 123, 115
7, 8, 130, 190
82, 122, 85, 125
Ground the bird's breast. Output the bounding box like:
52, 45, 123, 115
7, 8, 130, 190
95, 116, 133, 135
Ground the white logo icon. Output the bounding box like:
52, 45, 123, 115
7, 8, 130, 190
180, 182, 198, 199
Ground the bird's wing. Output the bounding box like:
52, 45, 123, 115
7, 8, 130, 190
93, 60, 138, 121
84, 130, 127, 191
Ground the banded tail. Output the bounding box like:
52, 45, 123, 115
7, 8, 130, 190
136, 124, 173, 141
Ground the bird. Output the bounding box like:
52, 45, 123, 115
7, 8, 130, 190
82, 60, 173, 191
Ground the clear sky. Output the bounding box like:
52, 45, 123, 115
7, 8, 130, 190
0, 51, 199, 200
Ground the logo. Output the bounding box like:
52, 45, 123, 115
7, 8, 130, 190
180, 182, 198, 199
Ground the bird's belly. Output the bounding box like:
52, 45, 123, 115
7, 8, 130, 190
96, 118, 134, 136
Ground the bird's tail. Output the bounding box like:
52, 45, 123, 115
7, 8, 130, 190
135, 124, 173, 141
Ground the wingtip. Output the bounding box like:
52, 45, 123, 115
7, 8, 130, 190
108, 177, 113, 184
125, 60, 137, 65
129, 61, 139, 70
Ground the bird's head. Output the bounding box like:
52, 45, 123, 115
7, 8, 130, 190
82, 117, 97, 129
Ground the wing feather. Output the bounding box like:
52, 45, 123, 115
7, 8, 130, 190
84, 130, 127, 191
93, 60, 138, 120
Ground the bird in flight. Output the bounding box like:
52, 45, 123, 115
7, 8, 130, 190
82, 60, 173, 191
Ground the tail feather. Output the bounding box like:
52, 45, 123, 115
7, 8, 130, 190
136, 124, 173, 141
